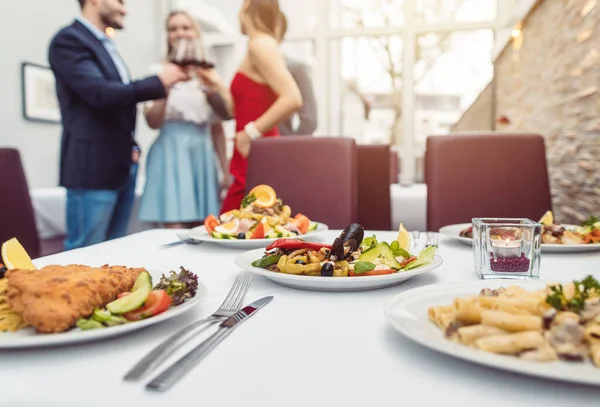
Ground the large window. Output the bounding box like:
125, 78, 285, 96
201, 0, 505, 182
415, 0, 497, 23
329, 0, 405, 29
413, 29, 494, 143
329, 36, 403, 144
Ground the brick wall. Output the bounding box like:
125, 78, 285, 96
452, 81, 494, 132
454, 0, 600, 224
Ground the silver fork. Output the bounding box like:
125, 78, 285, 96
159, 231, 203, 249
123, 275, 252, 381
426, 232, 439, 248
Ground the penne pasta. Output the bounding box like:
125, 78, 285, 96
584, 323, 600, 344
591, 344, 600, 367
456, 325, 507, 346
433, 278, 600, 368
493, 297, 544, 316
499, 285, 527, 298
428, 305, 453, 324
518, 344, 558, 362
454, 298, 483, 325
475, 331, 546, 355
481, 310, 543, 333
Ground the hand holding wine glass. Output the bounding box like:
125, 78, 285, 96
158, 63, 189, 90
168, 37, 215, 69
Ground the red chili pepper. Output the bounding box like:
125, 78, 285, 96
266, 238, 332, 251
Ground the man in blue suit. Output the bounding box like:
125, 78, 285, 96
49, 0, 188, 250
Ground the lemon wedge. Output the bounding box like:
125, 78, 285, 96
1, 238, 36, 270
396, 223, 410, 251
539, 210, 553, 226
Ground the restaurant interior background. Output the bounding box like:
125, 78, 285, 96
0, 0, 598, 225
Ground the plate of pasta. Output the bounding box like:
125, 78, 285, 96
385, 277, 600, 386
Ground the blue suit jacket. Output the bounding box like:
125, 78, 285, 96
48, 20, 166, 190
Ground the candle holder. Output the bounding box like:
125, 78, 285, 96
472, 218, 542, 280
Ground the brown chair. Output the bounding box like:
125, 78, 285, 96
357, 145, 391, 230
0, 148, 64, 259
246, 136, 358, 229
425, 133, 552, 231
390, 150, 399, 184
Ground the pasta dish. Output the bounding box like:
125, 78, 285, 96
428, 276, 600, 366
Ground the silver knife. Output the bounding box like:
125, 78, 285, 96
145, 296, 273, 392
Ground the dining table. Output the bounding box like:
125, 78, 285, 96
1, 228, 600, 407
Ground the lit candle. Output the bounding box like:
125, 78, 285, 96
491, 238, 522, 258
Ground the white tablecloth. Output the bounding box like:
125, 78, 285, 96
1, 229, 599, 407
390, 183, 427, 231
30, 187, 150, 239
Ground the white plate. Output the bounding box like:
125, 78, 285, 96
0, 272, 207, 349
234, 248, 443, 292
385, 280, 600, 386
439, 223, 600, 253
188, 222, 329, 250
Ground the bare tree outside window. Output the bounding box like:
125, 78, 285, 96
338, 0, 475, 145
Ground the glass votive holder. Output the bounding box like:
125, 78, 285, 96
472, 218, 542, 280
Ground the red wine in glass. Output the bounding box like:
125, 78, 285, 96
169, 38, 215, 69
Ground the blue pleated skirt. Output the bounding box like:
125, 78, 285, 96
138, 121, 220, 223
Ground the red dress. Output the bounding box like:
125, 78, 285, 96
220, 72, 279, 214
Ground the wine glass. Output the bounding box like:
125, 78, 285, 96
168, 38, 215, 69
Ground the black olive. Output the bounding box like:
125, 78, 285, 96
321, 262, 334, 277
295, 260, 306, 265
237, 233, 246, 239
0, 265, 6, 279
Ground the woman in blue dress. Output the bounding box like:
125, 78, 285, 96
139, 10, 228, 228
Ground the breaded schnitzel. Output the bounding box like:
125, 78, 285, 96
6, 265, 145, 333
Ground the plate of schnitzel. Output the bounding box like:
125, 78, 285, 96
0, 264, 207, 349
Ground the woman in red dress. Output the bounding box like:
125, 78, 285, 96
198, 0, 302, 213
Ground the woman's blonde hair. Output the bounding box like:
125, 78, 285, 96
245, 0, 280, 37
165, 10, 202, 58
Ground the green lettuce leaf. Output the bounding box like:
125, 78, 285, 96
403, 246, 436, 270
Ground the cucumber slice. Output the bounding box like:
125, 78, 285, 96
106, 272, 152, 314
212, 231, 237, 239
265, 231, 279, 239
308, 222, 318, 232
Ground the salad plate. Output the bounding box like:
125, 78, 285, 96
189, 222, 329, 250
234, 223, 443, 292
190, 184, 329, 249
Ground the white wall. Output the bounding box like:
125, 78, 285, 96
0, 0, 164, 188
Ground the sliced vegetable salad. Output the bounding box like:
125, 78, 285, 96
76, 267, 199, 330
203, 185, 319, 240
251, 223, 437, 277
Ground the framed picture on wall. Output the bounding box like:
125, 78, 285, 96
21, 62, 61, 124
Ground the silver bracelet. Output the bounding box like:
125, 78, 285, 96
244, 122, 262, 140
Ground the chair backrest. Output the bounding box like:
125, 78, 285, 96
357, 145, 392, 230
425, 133, 552, 231
246, 136, 358, 229
390, 150, 398, 184
0, 148, 40, 258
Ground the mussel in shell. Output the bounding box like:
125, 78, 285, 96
329, 224, 364, 261
339, 223, 364, 247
